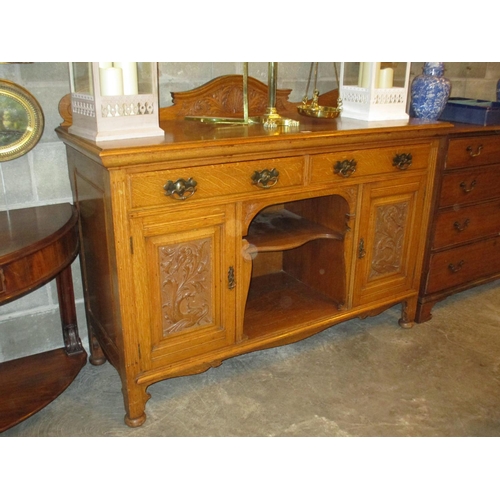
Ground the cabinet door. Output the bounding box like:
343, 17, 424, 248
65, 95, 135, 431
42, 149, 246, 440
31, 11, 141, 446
130, 205, 236, 371
353, 175, 427, 306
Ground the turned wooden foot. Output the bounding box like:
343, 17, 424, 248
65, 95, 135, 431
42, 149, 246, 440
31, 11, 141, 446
399, 297, 417, 329
87, 325, 107, 365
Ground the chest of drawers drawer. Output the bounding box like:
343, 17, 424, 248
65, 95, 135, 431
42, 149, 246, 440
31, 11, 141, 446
426, 236, 500, 294
432, 198, 500, 250
438, 164, 500, 208
447, 134, 500, 169
129, 156, 304, 210
310, 142, 432, 184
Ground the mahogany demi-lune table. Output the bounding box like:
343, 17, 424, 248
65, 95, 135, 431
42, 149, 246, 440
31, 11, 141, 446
0, 203, 87, 432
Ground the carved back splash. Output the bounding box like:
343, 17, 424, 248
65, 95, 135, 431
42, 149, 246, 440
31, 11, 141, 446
159, 74, 298, 121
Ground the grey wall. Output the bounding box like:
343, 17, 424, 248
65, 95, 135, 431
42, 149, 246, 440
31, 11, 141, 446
1, 62, 499, 362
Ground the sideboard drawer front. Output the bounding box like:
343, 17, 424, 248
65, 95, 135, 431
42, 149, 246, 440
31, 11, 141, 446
432, 199, 500, 249
426, 237, 500, 294
310, 142, 432, 183
447, 135, 500, 169
129, 157, 304, 209
439, 164, 500, 208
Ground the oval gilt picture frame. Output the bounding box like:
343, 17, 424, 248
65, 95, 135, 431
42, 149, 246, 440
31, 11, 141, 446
0, 79, 44, 162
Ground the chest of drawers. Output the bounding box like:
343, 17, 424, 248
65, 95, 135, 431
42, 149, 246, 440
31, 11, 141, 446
416, 125, 500, 322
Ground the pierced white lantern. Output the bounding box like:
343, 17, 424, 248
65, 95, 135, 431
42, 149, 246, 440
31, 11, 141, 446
339, 62, 411, 121
68, 62, 164, 142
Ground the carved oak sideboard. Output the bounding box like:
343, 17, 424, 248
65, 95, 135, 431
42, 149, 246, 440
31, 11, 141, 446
56, 77, 452, 426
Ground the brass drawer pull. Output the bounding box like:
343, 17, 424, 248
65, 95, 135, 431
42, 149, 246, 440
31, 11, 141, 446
459, 179, 476, 193
0, 267, 5, 294
448, 260, 465, 273
251, 168, 279, 189
453, 219, 470, 232
164, 178, 197, 200
334, 159, 357, 178
393, 152, 413, 170
466, 145, 483, 157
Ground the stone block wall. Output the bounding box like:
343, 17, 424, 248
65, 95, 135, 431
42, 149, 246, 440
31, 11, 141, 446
1, 61, 499, 362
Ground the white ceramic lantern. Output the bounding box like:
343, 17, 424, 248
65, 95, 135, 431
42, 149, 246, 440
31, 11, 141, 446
68, 62, 164, 142
339, 62, 411, 121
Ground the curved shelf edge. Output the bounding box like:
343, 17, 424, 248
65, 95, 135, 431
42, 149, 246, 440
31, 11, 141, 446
246, 209, 344, 254
0, 348, 87, 433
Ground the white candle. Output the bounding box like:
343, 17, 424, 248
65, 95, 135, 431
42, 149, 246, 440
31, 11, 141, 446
378, 68, 394, 88
360, 62, 370, 87
113, 62, 138, 95
100, 67, 123, 96
99, 62, 113, 69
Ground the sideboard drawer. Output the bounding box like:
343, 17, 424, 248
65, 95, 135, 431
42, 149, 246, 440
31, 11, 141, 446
129, 157, 304, 210
447, 135, 500, 169
310, 142, 432, 184
438, 164, 500, 208
426, 236, 500, 294
432, 198, 500, 250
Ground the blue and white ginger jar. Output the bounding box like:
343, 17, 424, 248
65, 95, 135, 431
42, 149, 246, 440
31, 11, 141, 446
410, 62, 451, 121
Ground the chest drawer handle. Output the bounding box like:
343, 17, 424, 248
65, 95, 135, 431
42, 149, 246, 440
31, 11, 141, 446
251, 168, 279, 189
448, 260, 465, 273
466, 145, 483, 157
392, 153, 413, 170
164, 178, 197, 200
334, 159, 357, 178
459, 179, 476, 193
453, 219, 470, 232
0, 267, 5, 294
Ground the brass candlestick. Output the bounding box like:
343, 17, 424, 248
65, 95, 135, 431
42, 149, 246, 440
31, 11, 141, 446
260, 62, 299, 129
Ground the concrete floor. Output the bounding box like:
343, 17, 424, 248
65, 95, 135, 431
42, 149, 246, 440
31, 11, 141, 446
2, 281, 500, 437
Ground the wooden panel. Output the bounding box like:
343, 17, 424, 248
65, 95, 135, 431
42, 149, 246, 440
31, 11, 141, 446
129, 157, 304, 210
426, 236, 500, 294
438, 164, 500, 208
310, 142, 432, 184
432, 198, 500, 250
447, 135, 500, 169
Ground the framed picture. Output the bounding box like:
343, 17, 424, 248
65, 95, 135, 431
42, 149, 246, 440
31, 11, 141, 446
0, 79, 44, 162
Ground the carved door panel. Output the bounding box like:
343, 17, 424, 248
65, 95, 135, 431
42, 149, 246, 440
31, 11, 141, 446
353, 175, 427, 306
130, 205, 236, 371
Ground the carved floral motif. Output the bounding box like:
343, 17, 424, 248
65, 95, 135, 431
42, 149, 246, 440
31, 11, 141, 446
159, 238, 212, 336
370, 202, 409, 279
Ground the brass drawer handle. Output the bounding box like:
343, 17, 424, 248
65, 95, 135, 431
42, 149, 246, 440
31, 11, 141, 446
164, 178, 197, 200
334, 159, 357, 178
0, 267, 5, 294
251, 168, 279, 189
453, 219, 470, 232
459, 179, 476, 193
466, 145, 483, 157
392, 152, 413, 170
448, 260, 465, 273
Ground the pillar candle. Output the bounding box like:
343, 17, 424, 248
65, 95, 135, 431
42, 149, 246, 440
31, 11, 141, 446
100, 67, 123, 96
378, 68, 394, 88
113, 62, 138, 95
99, 62, 113, 69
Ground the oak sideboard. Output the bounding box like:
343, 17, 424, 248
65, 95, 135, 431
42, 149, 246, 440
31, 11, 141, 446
56, 77, 452, 426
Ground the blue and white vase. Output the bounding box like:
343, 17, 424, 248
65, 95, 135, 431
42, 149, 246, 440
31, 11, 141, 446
410, 62, 451, 121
